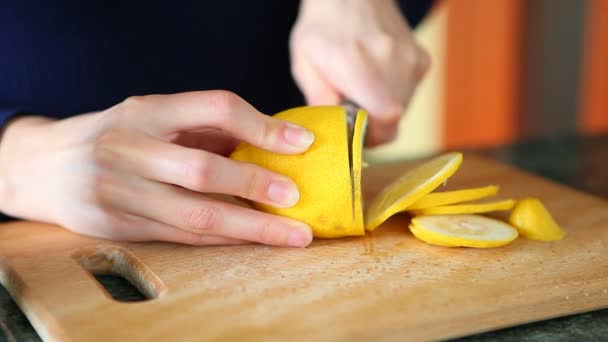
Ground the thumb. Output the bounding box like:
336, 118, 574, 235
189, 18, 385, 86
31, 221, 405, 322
291, 56, 341, 106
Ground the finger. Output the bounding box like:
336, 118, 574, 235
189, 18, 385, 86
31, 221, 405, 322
315, 47, 405, 120
171, 129, 240, 156
412, 43, 432, 83
362, 45, 430, 147
68, 206, 249, 245
365, 118, 399, 147
104, 176, 313, 247
97, 131, 300, 208
140, 218, 250, 246
291, 55, 341, 105
122, 91, 315, 154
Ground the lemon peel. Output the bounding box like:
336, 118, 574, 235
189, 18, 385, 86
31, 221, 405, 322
407, 185, 500, 210
365, 152, 463, 231
509, 198, 565, 241
410, 199, 515, 216
230, 106, 365, 238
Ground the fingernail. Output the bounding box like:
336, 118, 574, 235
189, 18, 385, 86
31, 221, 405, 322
284, 123, 315, 148
287, 226, 313, 247
267, 180, 300, 207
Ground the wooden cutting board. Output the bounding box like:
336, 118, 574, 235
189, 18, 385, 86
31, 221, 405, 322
1, 154, 608, 341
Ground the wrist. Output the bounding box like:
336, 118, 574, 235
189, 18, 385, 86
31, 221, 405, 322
0, 116, 56, 157
0, 116, 56, 215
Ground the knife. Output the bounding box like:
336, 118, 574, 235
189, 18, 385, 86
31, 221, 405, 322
341, 99, 362, 221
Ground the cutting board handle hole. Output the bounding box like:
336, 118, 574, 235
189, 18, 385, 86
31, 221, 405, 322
0, 257, 41, 338
73, 246, 167, 302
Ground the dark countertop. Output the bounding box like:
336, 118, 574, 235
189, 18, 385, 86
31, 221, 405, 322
1, 133, 607, 341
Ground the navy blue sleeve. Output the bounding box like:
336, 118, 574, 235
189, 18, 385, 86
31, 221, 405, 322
0, 109, 19, 133
0, 109, 17, 221
399, 0, 435, 27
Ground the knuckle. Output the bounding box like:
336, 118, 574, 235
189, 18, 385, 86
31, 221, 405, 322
377, 100, 405, 122
207, 90, 241, 117
121, 95, 147, 111
90, 171, 119, 207
375, 34, 397, 57
404, 45, 431, 81
253, 119, 273, 147
403, 48, 418, 72
415, 47, 432, 79
106, 95, 150, 128
183, 207, 220, 232
181, 231, 206, 245
184, 155, 212, 191
243, 168, 266, 200
117, 95, 146, 117
255, 222, 277, 245
92, 130, 121, 166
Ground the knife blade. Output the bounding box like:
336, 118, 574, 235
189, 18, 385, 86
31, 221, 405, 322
341, 99, 362, 222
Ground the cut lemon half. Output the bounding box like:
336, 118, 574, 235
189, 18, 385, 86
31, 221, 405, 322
231, 106, 367, 238
410, 199, 515, 216
407, 185, 500, 210
509, 198, 565, 241
410, 214, 519, 248
365, 152, 463, 231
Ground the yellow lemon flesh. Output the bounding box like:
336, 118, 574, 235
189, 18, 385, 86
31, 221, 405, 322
407, 185, 500, 210
410, 199, 516, 216
230, 106, 367, 238
410, 215, 519, 248
365, 152, 463, 231
509, 198, 566, 241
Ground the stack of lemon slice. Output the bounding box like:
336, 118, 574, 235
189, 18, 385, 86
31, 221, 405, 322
231, 106, 565, 248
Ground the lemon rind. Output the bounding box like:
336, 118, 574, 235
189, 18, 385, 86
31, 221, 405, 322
407, 185, 500, 210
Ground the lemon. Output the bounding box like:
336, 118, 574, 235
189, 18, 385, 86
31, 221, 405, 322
509, 198, 566, 241
409, 214, 519, 248
410, 199, 515, 216
230, 106, 462, 238
231, 106, 367, 238
364, 152, 463, 231
407, 185, 500, 210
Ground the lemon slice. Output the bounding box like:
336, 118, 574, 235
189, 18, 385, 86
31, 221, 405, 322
410, 199, 515, 216
410, 214, 519, 248
509, 198, 565, 241
365, 152, 463, 231
351, 109, 367, 236
407, 185, 500, 210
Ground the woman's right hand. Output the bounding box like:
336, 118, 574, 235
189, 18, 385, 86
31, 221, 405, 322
0, 91, 315, 247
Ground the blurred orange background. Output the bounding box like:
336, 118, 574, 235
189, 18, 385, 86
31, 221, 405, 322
366, 0, 608, 162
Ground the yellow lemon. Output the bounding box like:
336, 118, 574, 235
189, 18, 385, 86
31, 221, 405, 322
364, 152, 463, 231
410, 199, 516, 216
410, 214, 519, 248
231, 106, 367, 238
230, 106, 463, 238
407, 185, 500, 210
509, 198, 565, 241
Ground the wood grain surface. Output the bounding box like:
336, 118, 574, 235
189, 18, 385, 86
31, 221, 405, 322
1, 154, 608, 341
